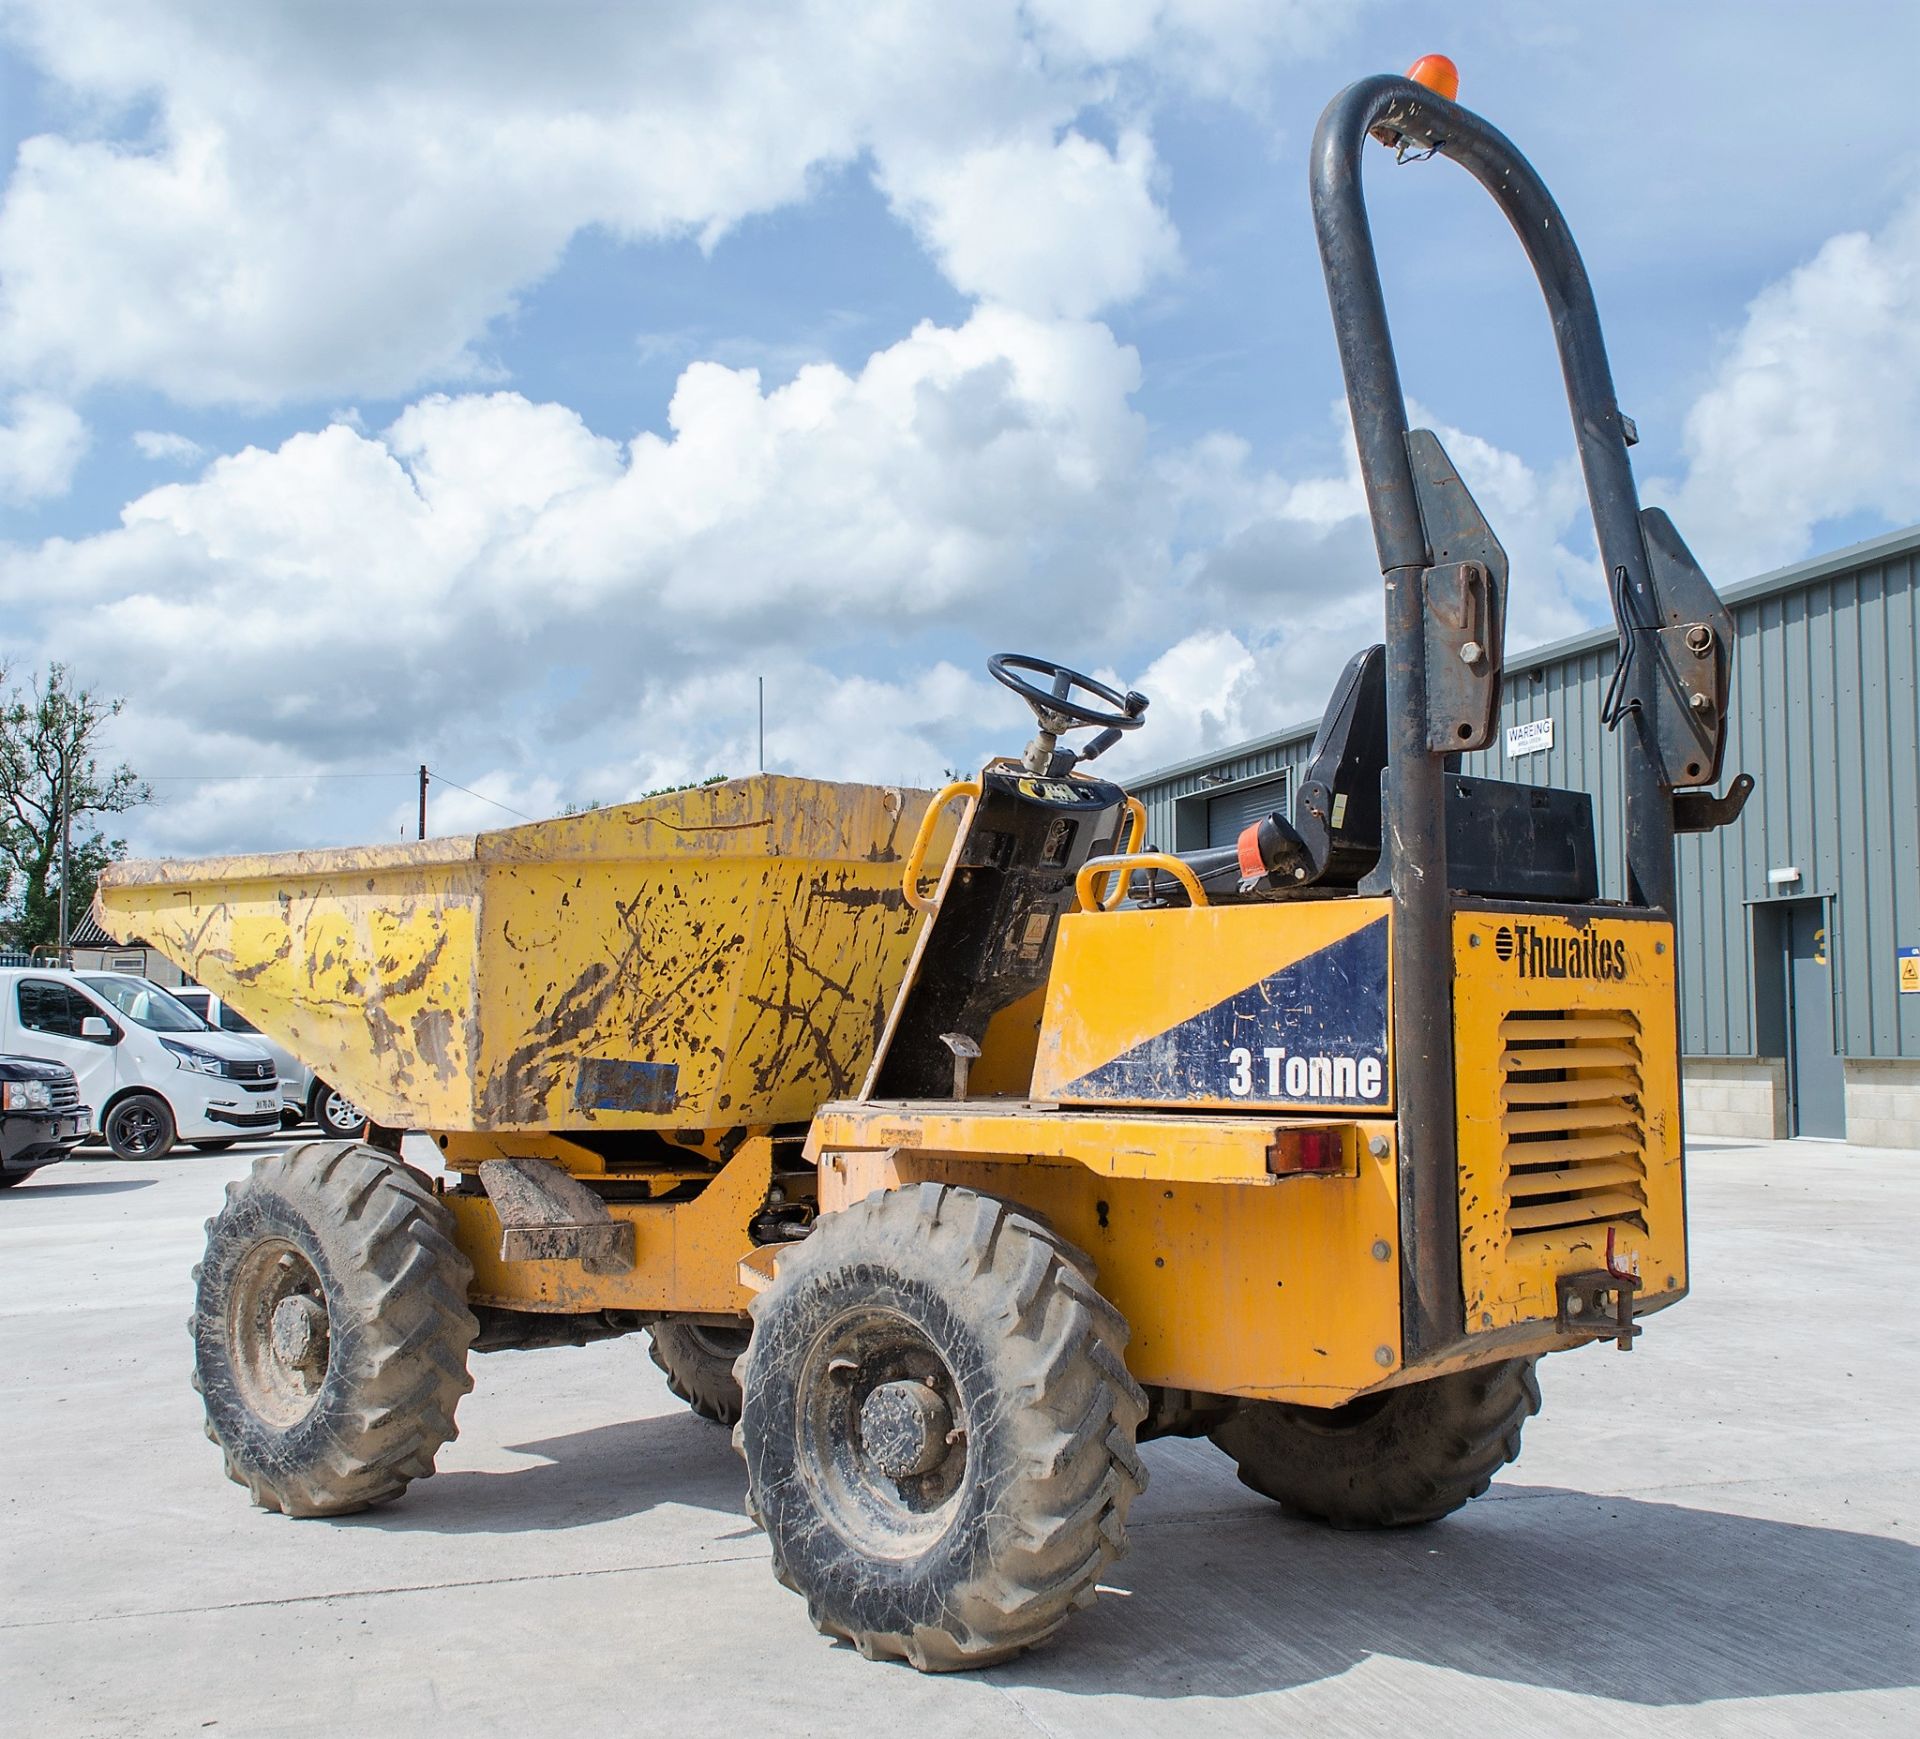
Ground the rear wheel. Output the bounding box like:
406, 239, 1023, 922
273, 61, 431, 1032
1210, 1357, 1541, 1529
737, 1183, 1147, 1671
105, 1092, 175, 1161
310, 1082, 369, 1140
192, 1139, 476, 1517
647, 1317, 750, 1426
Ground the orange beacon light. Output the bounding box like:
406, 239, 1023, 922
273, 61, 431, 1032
1405, 54, 1460, 102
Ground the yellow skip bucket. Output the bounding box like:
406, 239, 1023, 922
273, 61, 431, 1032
95, 776, 942, 1134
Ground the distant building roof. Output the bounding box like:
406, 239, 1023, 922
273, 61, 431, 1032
66, 911, 116, 947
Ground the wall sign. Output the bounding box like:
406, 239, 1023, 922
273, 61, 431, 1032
1505, 717, 1554, 758
1900, 946, 1919, 995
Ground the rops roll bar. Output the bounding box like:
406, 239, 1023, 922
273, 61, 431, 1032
1309, 69, 1745, 1356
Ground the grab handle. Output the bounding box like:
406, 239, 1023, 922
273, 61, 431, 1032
1074, 851, 1210, 912
1103, 797, 1149, 909
902, 780, 980, 912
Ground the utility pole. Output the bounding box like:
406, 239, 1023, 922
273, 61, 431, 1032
56, 750, 72, 963
758, 677, 765, 774
418, 764, 428, 840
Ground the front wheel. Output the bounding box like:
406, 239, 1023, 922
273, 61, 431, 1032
1210, 1357, 1541, 1529
737, 1183, 1147, 1671
192, 1139, 476, 1516
105, 1093, 175, 1161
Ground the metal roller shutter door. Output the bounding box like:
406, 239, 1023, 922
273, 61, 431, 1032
1205, 775, 1289, 848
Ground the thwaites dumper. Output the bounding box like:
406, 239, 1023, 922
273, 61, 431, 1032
96, 777, 952, 1465
98, 63, 1750, 1673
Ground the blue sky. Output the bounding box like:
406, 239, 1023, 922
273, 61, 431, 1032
1, 1, 1915, 855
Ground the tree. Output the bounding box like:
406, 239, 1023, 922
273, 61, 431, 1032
0, 665, 151, 953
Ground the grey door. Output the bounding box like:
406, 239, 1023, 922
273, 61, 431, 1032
1206, 775, 1288, 849
1785, 902, 1846, 1139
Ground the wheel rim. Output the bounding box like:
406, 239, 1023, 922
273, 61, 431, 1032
227, 1238, 332, 1429
796, 1306, 970, 1559
114, 1104, 164, 1156
320, 1092, 366, 1134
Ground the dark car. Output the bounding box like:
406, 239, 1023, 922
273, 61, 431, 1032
0, 1054, 90, 1188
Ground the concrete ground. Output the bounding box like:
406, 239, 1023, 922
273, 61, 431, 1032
2, 1134, 1915, 1738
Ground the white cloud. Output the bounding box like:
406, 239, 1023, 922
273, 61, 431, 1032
1155, 397, 1601, 655
881, 129, 1180, 319
24, 133, 1900, 861
417, 770, 561, 839
0, 390, 87, 503
0, 308, 1166, 846
1663, 193, 1920, 578
0, 0, 1355, 407
1117, 627, 1261, 767
0, 289, 1619, 859
131, 429, 204, 464
1026, 0, 1346, 105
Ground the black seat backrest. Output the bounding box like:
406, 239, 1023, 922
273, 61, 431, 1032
1293, 641, 1389, 882
1174, 642, 1387, 896
1157, 639, 1598, 905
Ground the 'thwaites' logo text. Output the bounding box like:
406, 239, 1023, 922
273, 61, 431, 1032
1493, 924, 1629, 981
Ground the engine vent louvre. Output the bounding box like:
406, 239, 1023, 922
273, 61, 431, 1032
1498, 1008, 1648, 1249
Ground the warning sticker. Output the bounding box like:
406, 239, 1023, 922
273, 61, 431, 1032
1900, 946, 1920, 995
1505, 717, 1554, 758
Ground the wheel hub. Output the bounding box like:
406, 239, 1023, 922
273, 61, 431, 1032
860, 1378, 952, 1481
227, 1240, 333, 1427
270, 1294, 328, 1379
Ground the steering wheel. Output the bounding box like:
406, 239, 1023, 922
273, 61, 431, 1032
987, 653, 1147, 735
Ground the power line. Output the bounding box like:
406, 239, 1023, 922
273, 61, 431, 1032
417, 771, 538, 822
144, 765, 540, 824
143, 771, 414, 782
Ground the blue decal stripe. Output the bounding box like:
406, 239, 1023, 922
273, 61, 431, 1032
1066, 917, 1389, 1108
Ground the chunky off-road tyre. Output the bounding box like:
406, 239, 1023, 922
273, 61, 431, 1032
736, 1183, 1147, 1672
105, 1092, 175, 1160
647, 1317, 750, 1426
192, 1139, 477, 1518
1211, 1357, 1541, 1529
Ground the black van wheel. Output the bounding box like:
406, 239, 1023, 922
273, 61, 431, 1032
105, 1092, 176, 1161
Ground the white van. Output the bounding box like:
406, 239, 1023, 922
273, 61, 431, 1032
0, 968, 282, 1161
169, 986, 370, 1140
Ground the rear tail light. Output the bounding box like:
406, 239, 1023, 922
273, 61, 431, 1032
1266, 1126, 1349, 1175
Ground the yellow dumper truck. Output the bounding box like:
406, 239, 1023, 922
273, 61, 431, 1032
97, 61, 1749, 1671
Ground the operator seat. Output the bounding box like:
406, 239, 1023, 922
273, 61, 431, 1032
1146, 640, 1600, 906
1162, 643, 1388, 902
